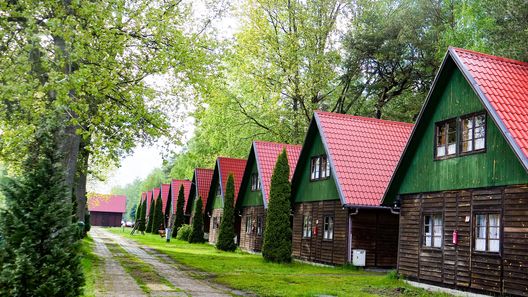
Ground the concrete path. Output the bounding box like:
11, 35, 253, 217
91, 227, 236, 297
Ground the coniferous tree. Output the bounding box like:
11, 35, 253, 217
0, 130, 84, 296
164, 191, 172, 227
262, 149, 292, 263
145, 197, 155, 233
134, 202, 141, 224
189, 197, 205, 243
151, 195, 163, 234
173, 185, 185, 238
216, 174, 237, 251
138, 200, 147, 233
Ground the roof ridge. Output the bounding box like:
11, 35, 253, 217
450, 46, 528, 67
315, 111, 414, 127
254, 140, 302, 148
218, 156, 246, 161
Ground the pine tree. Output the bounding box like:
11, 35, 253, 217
0, 131, 84, 296
134, 202, 141, 224
216, 174, 237, 251
164, 191, 172, 228
262, 149, 292, 263
138, 200, 147, 233
188, 197, 205, 243
173, 185, 185, 238
151, 195, 164, 234
146, 197, 155, 233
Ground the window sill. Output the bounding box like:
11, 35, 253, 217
472, 250, 501, 257
420, 247, 443, 252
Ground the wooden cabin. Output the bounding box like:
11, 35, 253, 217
204, 157, 246, 244
291, 111, 412, 266
188, 168, 214, 226
88, 194, 127, 227
236, 141, 301, 252
167, 179, 192, 225
382, 48, 528, 296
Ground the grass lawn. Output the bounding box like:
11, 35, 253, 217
107, 228, 450, 297
80, 235, 101, 297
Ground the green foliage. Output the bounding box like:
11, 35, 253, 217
84, 211, 91, 236
189, 197, 205, 243
0, 132, 83, 296
151, 195, 164, 234
176, 224, 193, 241
172, 185, 186, 238
262, 149, 292, 263
146, 198, 156, 234
216, 174, 237, 251
138, 200, 147, 232
164, 191, 172, 227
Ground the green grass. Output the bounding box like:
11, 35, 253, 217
108, 228, 451, 297
80, 235, 101, 297
105, 242, 180, 294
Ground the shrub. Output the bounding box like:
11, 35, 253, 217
262, 149, 292, 263
138, 200, 147, 233
146, 196, 155, 233
176, 224, 192, 241
151, 195, 164, 234
172, 185, 186, 238
188, 197, 205, 243
216, 174, 237, 251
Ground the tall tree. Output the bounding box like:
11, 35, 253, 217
151, 195, 163, 234
173, 185, 186, 238
216, 174, 237, 251
189, 197, 205, 243
164, 190, 172, 228
138, 200, 147, 234
0, 127, 83, 296
262, 149, 292, 263
146, 197, 155, 233
0, 0, 213, 221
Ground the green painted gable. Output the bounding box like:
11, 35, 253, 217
391, 66, 528, 198
293, 128, 340, 203
240, 160, 264, 207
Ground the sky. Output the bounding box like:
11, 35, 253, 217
88, 1, 241, 193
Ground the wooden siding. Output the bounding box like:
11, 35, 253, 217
90, 212, 123, 227
292, 200, 348, 265
239, 206, 266, 252
398, 185, 528, 296
208, 208, 223, 244
393, 68, 528, 197
240, 161, 264, 207
351, 209, 399, 267
294, 131, 340, 203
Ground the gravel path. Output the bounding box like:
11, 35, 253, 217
91, 227, 236, 297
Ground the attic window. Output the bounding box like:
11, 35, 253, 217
216, 182, 221, 197
435, 119, 457, 158
461, 113, 486, 153
250, 173, 261, 191
435, 112, 486, 159
310, 155, 330, 181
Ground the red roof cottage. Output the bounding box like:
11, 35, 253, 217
188, 168, 214, 225
88, 194, 127, 227
291, 111, 412, 266
382, 48, 528, 296
235, 141, 302, 252
167, 179, 192, 225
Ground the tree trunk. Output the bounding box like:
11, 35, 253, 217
75, 137, 90, 221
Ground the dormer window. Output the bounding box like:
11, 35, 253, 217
310, 155, 330, 181
250, 173, 261, 191
435, 112, 486, 159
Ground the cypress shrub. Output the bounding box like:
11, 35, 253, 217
0, 132, 84, 296
216, 174, 237, 251
172, 185, 185, 238
145, 197, 155, 233
138, 200, 147, 233
134, 202, 140, 224
164, 191, 172, 227
188, 197, 205, 243
262, 149, 292, 263
151, 195, 163, 234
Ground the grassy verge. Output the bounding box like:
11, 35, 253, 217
80, 235, 101, 297
105, 242, 180, 294
108, 228, 451, 297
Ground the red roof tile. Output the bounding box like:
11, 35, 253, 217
315, 111, 413, 206
254, 141, 302, 208
218, 157, 246, 204
450, 47, 528, 168
141, 192, 146, 203
88, 194, 126, 213
194, 168, 214, 213
160, 184, 170, 214
170, 179, 192, 214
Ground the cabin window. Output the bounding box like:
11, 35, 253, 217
216, 182, 222, 197
475, 213, 500, 253
323, 216, 334, 240
302, 215, 312, 238
257, 216, 263, 236
461, 113, 486, 153
435, 119, 457, 158
250, 173, 261, 191
423, 214, 443, 248
245, 215, 252, 234
310, 155, 330, 181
